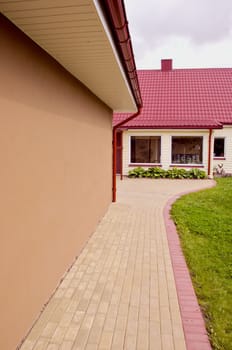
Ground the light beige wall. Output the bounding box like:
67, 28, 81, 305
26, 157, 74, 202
0, 15, 112, 350
122, 129, 210, 175
213, 127, 232, 173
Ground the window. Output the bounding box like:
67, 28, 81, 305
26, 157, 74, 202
214, 138, 225, 157
172, 137, 203, 164
131, 136, 161, 163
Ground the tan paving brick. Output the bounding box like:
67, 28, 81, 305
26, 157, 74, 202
140, 303, 150, 319
111, 330, 125, 349
85, 344, 98, 350
64, 288, 75, 299
104, 316, 117, 332
137, 317, 149, 349
41, 322, 58, 338
107, 304, 118, 319
51, 326, 67, 344
59, 313, 73, 327
72, 328, 89, 349
160, 306, 173, 335
173, 338, 187, 350
161, 334, 175, 350
77, 298, 90, 312
33, 338, 50, 350
124, 334, 137, 350
50, 300, 70, 323
46, 344, 59, 350
118, 303, 129, 317
64, 324, 80, 341
19, 339, 35, 350
92, 313, 106, 328
150, 321, 161, 350
25, 323, 44, 343
86, 302, 99, 315
39, 299, 60, 318
115, 315, 128, 332
73, 310, 85, 325
99, 331, 113, 349
59, 341, 73, 350
98, 301, 110, 314
65, 301, 79, 314
87, 325, 103, 344
126, 318, 138, 336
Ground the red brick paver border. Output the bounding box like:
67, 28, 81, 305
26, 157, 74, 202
163, 182, 216, 350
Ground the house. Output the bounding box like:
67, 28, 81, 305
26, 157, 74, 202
0, 1, 141, 349
114, 59, 232, 177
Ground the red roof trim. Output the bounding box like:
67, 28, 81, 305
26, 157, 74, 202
219, 122, 232, 126
118, 125, 223, 130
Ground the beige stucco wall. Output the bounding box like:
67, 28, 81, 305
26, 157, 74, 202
213, 127, 232, 174
0, 15, 112, 350
122, 129, 210, 175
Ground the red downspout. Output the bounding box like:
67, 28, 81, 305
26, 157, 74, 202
120, 132, 123, 180
112, 108, 142, 202
208, 129, 213, 177
102, 1, 142, 200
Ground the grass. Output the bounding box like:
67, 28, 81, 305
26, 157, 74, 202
171, 177, 232, 350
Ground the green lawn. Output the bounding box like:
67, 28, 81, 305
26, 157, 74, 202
171, 178, 232, 350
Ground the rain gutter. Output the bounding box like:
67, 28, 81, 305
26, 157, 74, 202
101, 0, 143, 108
113, 108, 142, 202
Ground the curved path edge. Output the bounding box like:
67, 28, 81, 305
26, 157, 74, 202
163, 180, 216, 350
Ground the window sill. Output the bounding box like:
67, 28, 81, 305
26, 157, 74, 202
213, 157, 225, 160
129, 163, 162, 167
170, 164, 204, 168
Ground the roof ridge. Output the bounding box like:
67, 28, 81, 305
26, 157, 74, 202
137, 67, 232, 72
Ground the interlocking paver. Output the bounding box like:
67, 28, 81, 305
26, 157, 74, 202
19, 179, 214, 350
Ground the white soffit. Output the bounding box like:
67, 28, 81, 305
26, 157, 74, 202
0, 0, 137, 112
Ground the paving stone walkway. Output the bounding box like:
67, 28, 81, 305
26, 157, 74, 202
20, 179, 214, 350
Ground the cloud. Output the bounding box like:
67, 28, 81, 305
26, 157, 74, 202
166, 0, 232, 43
125, 0, 232, 57
134, 36, 232, 69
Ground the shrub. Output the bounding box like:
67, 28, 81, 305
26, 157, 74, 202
146, 167, 166, 178
165, 168, 189, 179
128, 167, 207, 179
128, 167, 145, 178
188, 168, 207, 179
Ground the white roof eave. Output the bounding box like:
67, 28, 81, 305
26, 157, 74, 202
0, 0, 137, 112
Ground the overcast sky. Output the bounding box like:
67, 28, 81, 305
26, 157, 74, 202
125, 0, 232, 69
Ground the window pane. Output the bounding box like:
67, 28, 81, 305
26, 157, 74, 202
214, 138, 224, 157
131, 136, 161, 163
172, 137, 203, 164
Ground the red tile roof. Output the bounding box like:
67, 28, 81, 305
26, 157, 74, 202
113, 68, 232, 129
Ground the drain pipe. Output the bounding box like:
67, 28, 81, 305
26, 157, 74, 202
208, 128, 213, 177
120, 132, 123, 180
112, 108, 142, 202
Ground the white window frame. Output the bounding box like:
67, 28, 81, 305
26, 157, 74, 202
213, 137, 226, 159
129, 134, 162, 164
170, 136, 204, 166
